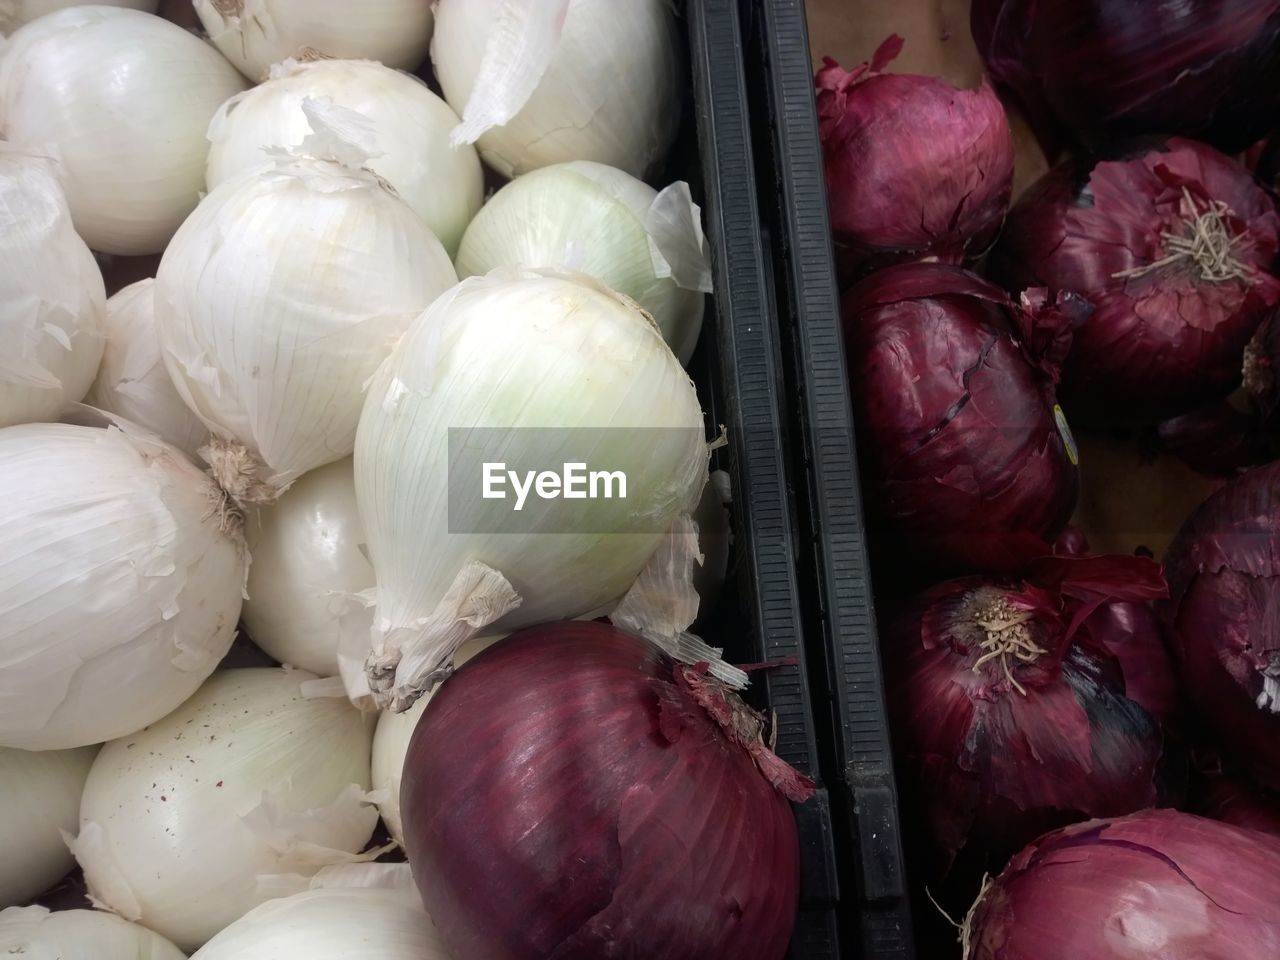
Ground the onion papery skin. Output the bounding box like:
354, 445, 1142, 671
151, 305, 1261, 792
192, 0, 435, 83
816, 37, 1013, 284
0, 0, 158, 34
885, 555, 1175, 876
431, 0, 681, 179
0, 745, 96, 907
401, 621, 802, 960
0, 145, 105, 428
841, 263, 1081, 575
0, 7, 247, 255
205, 58, 482, 257
190, 884, 450, 960
86, 279, 208, 461
0, 423, 244, 751
990, 138, 1280, 423
155, 155, 457, 501
243, 458, 373, 677
1162, 461, 1280, 792
455, 161, 706, 364
970, 0, 1280, 160
0, 906, 185, 960
75, 668, 377, 951
965, 810, 1280, 959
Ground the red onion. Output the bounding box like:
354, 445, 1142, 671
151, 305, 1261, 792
963, 810, 1280, 959
816, 35, 1013, 284
1163, 461, 1280, 792
991, 138, 1280, 422
400, 622, 812, 960
970, 0, 1280, 159
886, 554, 1177, 875
842, 263, 1085, 575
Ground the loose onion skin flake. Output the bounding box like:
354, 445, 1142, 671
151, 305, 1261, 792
991, 137, 1280, 423
401, 622, 811, 960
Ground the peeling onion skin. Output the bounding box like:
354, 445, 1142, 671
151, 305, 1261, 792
965, 810, 1280, 959
401, 622, 802, 960
1162, 461, 1280, 793
971, 0, 1280, 160
990, 138, 1280, 423
841, 263, 1082, 576
816, 36, 1014, 285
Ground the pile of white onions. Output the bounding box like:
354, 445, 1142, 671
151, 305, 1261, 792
0, 145, 104, 428
70, 667, 378, 950
0, 4, 743, 957
0, 7, 246, 254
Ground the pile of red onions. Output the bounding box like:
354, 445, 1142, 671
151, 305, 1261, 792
400, 621, 812, 960
842, 263, 1085, 575
970, 0, 1280, 159
1163, 460, 1280, 792
885, 554, 1179, 876
991, 137, 1280, 422
963, 810, 1280, 959
816, 35, 1013, 284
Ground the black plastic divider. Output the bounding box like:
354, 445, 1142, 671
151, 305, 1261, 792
743, 1, 917, 957
684, 1, 842, 956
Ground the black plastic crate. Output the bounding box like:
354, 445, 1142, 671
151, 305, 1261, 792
740, 1, 917, 958
681, 1, 844, 956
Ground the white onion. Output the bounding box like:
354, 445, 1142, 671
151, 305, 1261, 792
0, 423, 245, 751
0, 145, 105, 428
370, 636, 502, 846
431, 0, 681, 178
0, 745, 96, 907
0, 0, 157, 33
71, 668, 379, 951
243, 458, 373, 677
691, 469, 731, 618
207, 58, 482, 256
156, 100, 458, 502
0, 7, 247, 255
193, 0, 435, 82
457, 161, 709, 363
0, 906, 185, 960
86, 279, 209, 461
190, 865, 448, 960
353, 269, 708, 710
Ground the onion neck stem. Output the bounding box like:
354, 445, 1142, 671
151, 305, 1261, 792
927, 872, 991, 960
970, 598, 1046, 696
1114, 187, 1250, 284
